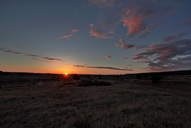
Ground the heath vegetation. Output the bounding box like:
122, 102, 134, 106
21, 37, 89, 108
0, 74, 191, 128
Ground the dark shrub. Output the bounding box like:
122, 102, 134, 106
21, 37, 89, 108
77, 82, 90, 87
72, 74, 80, 80
77, 80, 111, 87
152, 75, 160, 84
98, 81, 111, 86
144, 75, 148, 79
136, 74, 142, 79
86, 75, 91, 78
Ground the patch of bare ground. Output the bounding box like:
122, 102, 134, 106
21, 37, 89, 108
0, 78, 191, 128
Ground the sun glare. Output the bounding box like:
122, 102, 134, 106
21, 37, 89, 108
65, 72, 68, 75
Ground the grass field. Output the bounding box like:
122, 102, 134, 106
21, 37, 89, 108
0, 76, 191, 128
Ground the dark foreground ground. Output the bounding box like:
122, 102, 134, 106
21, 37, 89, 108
0, 75, 191, 128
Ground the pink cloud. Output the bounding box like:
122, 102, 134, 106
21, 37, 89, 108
71, 29, 78, 33
121, 4, 155, 36
121, 43, 134, 49
163, 32, 187, 42
104, 55, 111, 59
115, 43, 119, 47
89, 27, 113, 39
60, 34, 73, 39
116, 38, 146, 50
139, 23, 156, 38
119, 38, 125, 43
132, 54, 148, 60
132, 39, 191, 71
134, 45, 147, 50
122, 13, 144, 36
60, 29, 78, 39
89, 24, 94, 27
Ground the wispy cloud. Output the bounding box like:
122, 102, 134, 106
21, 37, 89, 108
0, 47, 64, 63
73, 64, 133, 71
89, 24, 113, 38
25, 54, 41, 57
104, 55, 111, 59
115, 43, 119, 47
122, 13, 145, 36
0, 48, 21, 55
119, 1, 178, 37
162, 2, 180, 15
121, 5, 154, 36
134, 45, 147, 50
138, 23, 156, 38
60, 33, 74, 39
89, 0, 179, 39
89, 24, 94, 27
163, 32, 187, 42
116, 38, 147, 50
121, 43, 134, 49
43, 57, 63, 62
31, 58, 49, 63
60, 29, 78, 39
119, 38, 125, 43
73, 64, 87, 68
132, 39, 191, 71
71, 29, 78, 33
26, 53, 63, 62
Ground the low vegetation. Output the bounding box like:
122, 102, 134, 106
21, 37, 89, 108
77, 80, 111, 87
0, 75, 191, 127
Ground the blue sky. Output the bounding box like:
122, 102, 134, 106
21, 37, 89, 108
0, 0, 191, 74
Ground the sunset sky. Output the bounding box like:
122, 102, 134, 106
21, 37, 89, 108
0, 0, 191, 74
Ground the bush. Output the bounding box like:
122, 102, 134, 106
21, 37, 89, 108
77, 82, 90, 87
136, 74, 142, 79
77, 80, 111, 87
98, 81, 111, 86
72, 74, 80, 80
151, 75, 160, 84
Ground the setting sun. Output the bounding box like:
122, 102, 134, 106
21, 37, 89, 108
65, 73, 68, 75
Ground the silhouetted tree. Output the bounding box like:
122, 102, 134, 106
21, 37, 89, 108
151, 75, 160, 84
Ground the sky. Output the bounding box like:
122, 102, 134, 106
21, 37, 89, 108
0, 0, 191, 74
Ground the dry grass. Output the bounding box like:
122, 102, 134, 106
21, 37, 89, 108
0, 76, 191, 128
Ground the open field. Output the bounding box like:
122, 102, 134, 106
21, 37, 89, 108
1, 75, 191, 128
